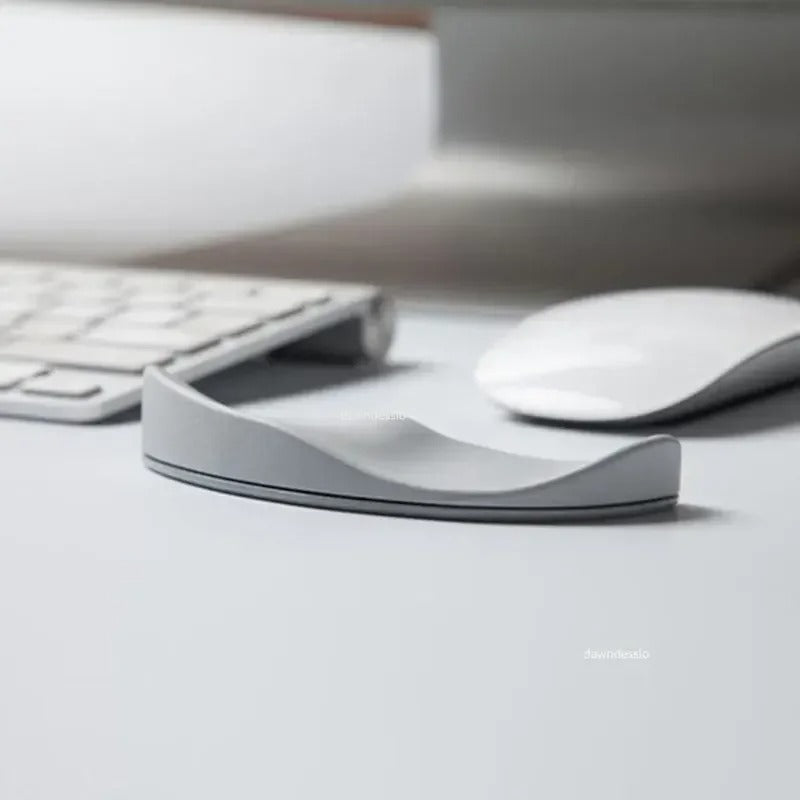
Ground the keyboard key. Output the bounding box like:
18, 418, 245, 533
260, 283, 331, 305
57, 268, 122, 287
124, 290, 190, 308
84, 323, 219, 354
58, 289, 127, 306
0, 264, 53, 283
113, 307, 189, 327
22, 372, 101, 399
119, 273, 191, 292
0, 360, 46, 389
0, 308, 31, 328
0, 291, 48, 311
48, 302, 117, 322
0, 339, 171, 373
193, 280, 259, 300
193, 295, 307, 319
16, 315, 89, 340
180, 312, 262, 338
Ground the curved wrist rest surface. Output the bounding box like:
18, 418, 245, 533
141, 368, 681, 522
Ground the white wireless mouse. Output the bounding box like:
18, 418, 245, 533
476, 288, 800, 424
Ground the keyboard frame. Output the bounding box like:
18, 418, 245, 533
0, 264, 389, 423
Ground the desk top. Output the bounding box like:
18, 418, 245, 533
1, 304, 798, 799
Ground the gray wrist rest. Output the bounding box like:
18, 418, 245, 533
141, 367, 681, 522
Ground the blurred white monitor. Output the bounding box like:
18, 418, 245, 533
3, 2, 800, 297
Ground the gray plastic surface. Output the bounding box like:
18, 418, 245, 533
141, 368, 681, 521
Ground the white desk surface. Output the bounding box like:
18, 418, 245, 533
1, 303, 798, 799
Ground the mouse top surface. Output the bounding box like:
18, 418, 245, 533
475, 288, 800, 424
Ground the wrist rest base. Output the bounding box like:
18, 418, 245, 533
144, 453, 678, 523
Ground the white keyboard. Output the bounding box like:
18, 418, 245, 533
0, 260, 393, 422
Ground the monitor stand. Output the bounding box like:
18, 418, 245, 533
148, 9, 800, 300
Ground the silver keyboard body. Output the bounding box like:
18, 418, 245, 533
0, 261, 392, 422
